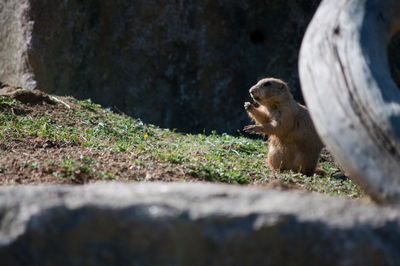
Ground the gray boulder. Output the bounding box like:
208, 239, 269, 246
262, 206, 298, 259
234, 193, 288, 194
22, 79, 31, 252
0, 183, 399, 266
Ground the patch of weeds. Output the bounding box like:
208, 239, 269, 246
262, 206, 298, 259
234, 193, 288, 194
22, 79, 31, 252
276, 171, 363, 198
188, 162, 250, 184
20, 160, 40, 170
132, 159, 146, 168
0, 97, 27, 116
0, 164, 5, 173
159, 153, 188, 164
0, 96, 18, 107
98, 171, 117, 180
30, 161, 40, 170
55, 157, 94, 183
113, 141, 132, 153
212, 134, 265, 156
78, 99, 101, 112
54, 156, 119, 183
320, 161, 340, 176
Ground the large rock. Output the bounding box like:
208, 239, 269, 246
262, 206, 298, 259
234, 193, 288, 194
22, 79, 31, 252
0, 0, 35, 89
0, 183, 400, 266
0, 0, 320, 133
1, 1, 399, 133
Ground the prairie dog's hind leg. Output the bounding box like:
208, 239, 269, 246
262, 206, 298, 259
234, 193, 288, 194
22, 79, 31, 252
267, 145, 292, 171
293, 152, 319, 176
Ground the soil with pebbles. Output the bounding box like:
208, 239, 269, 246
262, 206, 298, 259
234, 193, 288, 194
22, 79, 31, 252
0, 85, 188, 185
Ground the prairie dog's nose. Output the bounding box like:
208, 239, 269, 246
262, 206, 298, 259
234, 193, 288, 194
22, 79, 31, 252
249, 86, 257, 94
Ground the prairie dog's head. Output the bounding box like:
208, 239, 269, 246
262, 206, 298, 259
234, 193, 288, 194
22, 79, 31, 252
249, 78, 291, 106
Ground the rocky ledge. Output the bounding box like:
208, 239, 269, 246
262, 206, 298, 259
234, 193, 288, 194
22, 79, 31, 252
0, 183, 399, 266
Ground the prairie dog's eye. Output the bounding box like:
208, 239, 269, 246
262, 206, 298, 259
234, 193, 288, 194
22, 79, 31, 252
264, 81, 271, 87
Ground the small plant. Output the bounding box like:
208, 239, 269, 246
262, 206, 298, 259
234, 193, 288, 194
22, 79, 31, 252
99, 171, 117, 180
0, 96, 17, 107
55, 158, 92, 183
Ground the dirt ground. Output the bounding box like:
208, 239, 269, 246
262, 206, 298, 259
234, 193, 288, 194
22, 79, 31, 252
0, 137, 190, 185
0, 87, 191, 185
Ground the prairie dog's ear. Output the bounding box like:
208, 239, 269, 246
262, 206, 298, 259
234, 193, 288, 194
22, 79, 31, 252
263, 81, 271, 87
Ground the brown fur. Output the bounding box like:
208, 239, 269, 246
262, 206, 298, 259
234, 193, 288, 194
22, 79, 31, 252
244, 77, 323, 176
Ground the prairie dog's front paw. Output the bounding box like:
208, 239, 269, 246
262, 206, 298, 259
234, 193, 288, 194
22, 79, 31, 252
244, 102, 254, 111
243, 124, 264, 135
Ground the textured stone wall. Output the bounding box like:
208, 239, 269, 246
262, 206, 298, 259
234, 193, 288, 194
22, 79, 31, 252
389, 33, 400, 87
0, 0, 35, 88
5, 1, 400, 133
1, 0, 322, 133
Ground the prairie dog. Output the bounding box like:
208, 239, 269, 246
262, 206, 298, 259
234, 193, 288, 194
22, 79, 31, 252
244, 77, 323, 176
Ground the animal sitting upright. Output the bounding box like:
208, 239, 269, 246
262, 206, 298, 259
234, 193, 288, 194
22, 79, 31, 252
244, 77, 323, 176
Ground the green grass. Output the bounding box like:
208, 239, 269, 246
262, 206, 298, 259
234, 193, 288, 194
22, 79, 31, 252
54, 156, 116, 182
0, 96, 363, 198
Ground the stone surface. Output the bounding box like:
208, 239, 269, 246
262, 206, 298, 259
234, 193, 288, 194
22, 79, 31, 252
0, 183, 400, 266
299, 0, 400, 204
1, 1, 400, 133
0, 0, 35, 89
0, 0, 321, 133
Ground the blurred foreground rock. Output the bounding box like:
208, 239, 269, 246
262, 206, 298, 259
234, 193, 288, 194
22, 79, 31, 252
0, 183, 399, 266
